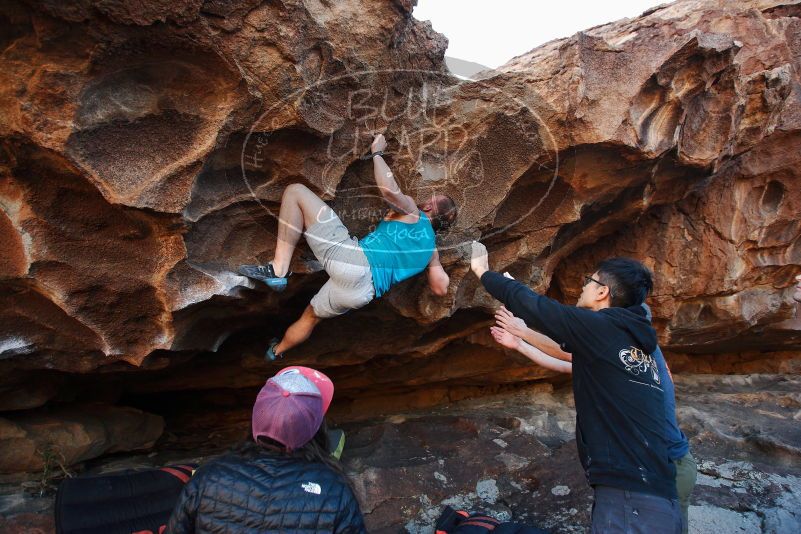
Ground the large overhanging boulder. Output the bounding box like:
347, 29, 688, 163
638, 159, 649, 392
0, 0, 799, 464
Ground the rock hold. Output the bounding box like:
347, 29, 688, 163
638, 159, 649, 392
0, 0, 799, 473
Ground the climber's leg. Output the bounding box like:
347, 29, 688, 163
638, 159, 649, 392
273, 305, 322, 356
271, 184, 333, 277
255, 185, 374, 357
239, 184, 332, 289
268, 205, 375, 357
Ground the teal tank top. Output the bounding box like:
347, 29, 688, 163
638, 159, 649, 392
358, 211, 436, 298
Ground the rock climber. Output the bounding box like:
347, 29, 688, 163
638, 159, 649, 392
470, 243, 682, 534
239, 134, 457, 360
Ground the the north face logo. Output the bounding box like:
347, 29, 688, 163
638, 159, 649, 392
302, 481, 322, 495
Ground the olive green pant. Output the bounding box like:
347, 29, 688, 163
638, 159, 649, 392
675, 451, 697, 534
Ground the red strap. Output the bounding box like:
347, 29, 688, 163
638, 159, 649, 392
461, 519, 498, 530
160, 467, 191, 483
467, 515, 499, 525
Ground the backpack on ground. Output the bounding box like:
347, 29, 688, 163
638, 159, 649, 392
435, 505, 549, 534
55, 464, 196, 534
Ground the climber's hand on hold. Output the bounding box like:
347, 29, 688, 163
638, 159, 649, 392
371, 133, 387, 153
470, 240, 489, 278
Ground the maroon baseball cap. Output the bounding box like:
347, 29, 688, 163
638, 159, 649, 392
277, 366, 334, 414
252, 369, 324, 450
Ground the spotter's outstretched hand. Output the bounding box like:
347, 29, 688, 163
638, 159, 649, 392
495, 306, 527, 339
490, 326, 520, 350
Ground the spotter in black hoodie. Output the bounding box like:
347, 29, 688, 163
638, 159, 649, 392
481, 271, 677, 500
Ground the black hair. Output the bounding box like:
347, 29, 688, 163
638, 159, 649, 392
431, 194, 458, 233
238, 419, 349, 482
595, 257, 653, 308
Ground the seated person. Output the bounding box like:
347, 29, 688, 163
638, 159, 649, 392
166, 366, 365, 533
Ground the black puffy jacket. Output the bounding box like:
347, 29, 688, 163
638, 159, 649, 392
165, 449, 365, 534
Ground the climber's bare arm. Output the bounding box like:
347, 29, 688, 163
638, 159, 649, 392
371, 134, 417, 215
426, 250, 449, 297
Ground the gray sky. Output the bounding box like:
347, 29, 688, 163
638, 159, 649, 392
414, 0, 665, 68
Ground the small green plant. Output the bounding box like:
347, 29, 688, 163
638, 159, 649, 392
34, 444, 73, 496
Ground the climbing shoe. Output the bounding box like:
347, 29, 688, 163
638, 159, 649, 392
265, 338, 283, 361
238, 263, 291, 292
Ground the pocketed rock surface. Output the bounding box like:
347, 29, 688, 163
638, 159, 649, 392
0, 0, 800, 530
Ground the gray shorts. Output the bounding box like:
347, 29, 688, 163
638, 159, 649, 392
306, 207, 375, 319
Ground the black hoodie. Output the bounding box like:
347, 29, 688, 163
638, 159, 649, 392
481, 271, 677, 499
